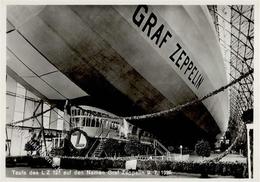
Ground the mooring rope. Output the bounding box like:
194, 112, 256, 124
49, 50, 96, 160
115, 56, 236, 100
78, 69, 254, 121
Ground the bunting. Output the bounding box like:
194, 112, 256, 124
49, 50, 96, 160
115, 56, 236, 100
7, 69, 253, 128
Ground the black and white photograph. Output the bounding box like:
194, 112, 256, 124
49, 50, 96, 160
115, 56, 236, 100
1, 2, 258, 180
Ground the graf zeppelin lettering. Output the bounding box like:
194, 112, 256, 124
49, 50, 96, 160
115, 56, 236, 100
132, 5, 204, 89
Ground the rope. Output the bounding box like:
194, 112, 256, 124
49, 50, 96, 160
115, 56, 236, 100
75, 105, 122, 121
7, 106, 55, 126
78, 69, 254, 121
51, 108, 74, 127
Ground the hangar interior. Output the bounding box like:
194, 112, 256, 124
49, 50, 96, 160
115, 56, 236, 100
5, 5, 254, 157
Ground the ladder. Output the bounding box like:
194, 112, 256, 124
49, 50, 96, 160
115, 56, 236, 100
153, 139, 170, 156
91, 138, 107, 157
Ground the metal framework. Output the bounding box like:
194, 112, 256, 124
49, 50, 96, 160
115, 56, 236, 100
208, 5, 254, 122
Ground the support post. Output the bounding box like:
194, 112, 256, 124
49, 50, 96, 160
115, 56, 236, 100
246, 123, 253, 178
62, 100, 70, 135
41, 101, 48, 156
180, 145, 183, 155
6, 128, 11, 156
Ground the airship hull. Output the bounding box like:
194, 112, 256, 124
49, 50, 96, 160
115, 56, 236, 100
6, 5, 229, 146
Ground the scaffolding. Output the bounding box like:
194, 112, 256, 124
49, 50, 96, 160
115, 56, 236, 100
208, 5, 254, 122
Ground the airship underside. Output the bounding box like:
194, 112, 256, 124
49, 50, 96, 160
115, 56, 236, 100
6, 5, 229, 146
